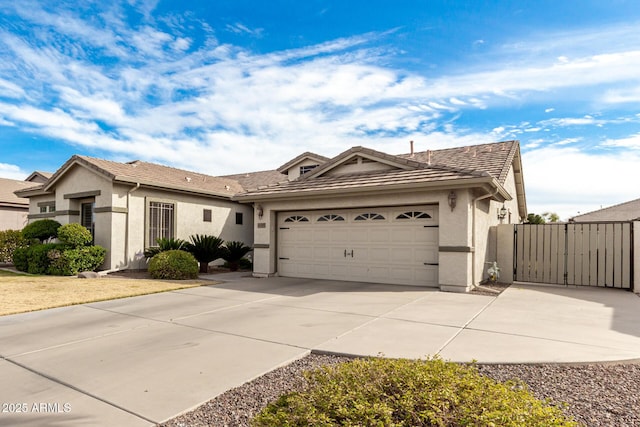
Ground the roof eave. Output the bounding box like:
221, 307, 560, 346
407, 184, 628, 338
113, 177, 236, 199
235, 176, 510, 203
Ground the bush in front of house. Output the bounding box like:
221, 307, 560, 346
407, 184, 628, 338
21, 219, 61, 243
48, 246, 107, 276
12, 247, 29, 271
221, 241, 251, 271
252, 357, 579, 427
24, 243, 66, 274
0, 229, 29, 263
13, 222, 107, 276
143, 237, 188, 259
185, 234, 225, 273
57, 223, 93, 247
148, 250, 198, 280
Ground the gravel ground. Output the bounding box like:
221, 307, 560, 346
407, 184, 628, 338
159, 354, 640, 427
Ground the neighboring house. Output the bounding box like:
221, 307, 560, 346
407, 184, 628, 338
0, 177, 43, 231
15, 156, 280, 271
570, 198, 640, 222
25, 171, 53, 184
236, 140, 527, 292
16, 140, 527, 292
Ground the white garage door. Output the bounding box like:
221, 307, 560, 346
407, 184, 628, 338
277, 206, 439, 287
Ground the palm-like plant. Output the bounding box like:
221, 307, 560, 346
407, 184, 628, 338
144, 237, 187, 259
185, 234, 225, 273
221, 241, 252, 271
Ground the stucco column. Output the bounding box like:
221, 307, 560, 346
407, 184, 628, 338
634, 222, 640, 295
438, 191, 474, 292
496, 224, 515, 284
252, 205, 276, 277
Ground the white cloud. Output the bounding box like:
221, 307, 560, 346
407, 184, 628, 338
602, 133, 640, 149
0, 163, 28, 180
522, 146, 640, 220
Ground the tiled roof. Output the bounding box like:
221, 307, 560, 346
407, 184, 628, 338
399, 140, 518, 184
46, 156, 245, 198
236, 166, 491, 199
236, 141, 519, 200
25, 171, 53, 183
0, 178, 36, 207
222, 170, 287, 191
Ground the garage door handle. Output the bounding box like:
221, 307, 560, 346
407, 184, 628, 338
279, 257, 290, 260
424, 262, 439, 266
424, 225, 439, 228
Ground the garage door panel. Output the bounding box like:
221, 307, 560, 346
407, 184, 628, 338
330, 229, 350, 244
278, 206, 439, 287
369, 228, 390, 242
368, 247, 389, 262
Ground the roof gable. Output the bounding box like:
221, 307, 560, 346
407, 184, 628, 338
277, 152, 329, 173
300, 146, 426, 181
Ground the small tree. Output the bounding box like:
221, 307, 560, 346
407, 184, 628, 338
185, 234, 225, 273
21, 219, 61, 242
221, 241, 252, 271
526, 213, 546, 224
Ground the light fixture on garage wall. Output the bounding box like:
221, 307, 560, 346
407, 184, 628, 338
447, 191, 457, 211
497, 204, 507, 220
256, 204, 264, 219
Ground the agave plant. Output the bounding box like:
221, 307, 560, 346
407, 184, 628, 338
185, 234, 225, 273
221, 241, 252, 271
144, 237, 187, 259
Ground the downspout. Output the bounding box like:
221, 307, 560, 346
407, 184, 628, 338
471, 188, 500, 289
99, 182, 140, 276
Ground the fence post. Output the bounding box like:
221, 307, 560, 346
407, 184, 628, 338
634, 221, 639, 294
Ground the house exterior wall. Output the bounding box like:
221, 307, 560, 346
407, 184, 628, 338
0, 207, 28, 231
286, 159, 324, 181
118, 187, 254, 270
251, 188, 476, 291
475, 166, 521, 285
25, 166, 253, 271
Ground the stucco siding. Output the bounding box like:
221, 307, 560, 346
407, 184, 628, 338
123, 188, 253, 269
0, 208, 28, 231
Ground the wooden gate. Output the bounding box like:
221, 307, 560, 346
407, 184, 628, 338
514, 222, 633, 289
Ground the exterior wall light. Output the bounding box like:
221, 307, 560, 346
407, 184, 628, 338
447, 191, 457, 211
256, 204, 264, 219
498, 205, 507, 220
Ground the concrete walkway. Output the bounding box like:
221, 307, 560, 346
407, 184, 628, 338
1, 277, 639, 426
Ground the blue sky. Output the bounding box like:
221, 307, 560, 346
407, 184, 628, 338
1, 0, 640, 220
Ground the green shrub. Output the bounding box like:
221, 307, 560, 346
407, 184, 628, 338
252, 358, 579, 427
0, 229, 29, 263
148, 250, 198, 280
48, 246, 107, 276
25, 243, 65, 275
221, 241, 252, 271
57, 223, 93, 247
144, 237, 188, 259
21, 219, 61, 242
12, 247, 29, 271
223, 257, 252, 271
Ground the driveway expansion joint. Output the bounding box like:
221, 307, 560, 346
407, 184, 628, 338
1, 355, 157, 425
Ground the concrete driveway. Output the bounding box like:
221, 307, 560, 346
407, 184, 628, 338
1, 276, 639, 426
